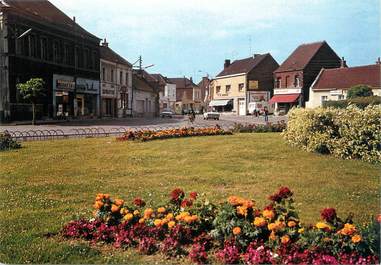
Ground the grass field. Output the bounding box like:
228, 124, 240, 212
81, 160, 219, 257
1, 133, 380, 263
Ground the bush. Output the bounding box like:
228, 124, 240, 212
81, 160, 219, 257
0, 132, 21, 151
232, 121, 286, 133
347, 85, 373, 99
323, 96, 381, 109
61, 187, 380, 264
283, 106, 381, 163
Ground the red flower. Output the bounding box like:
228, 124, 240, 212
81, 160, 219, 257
181, 199, 193, 208
133, 198, 146, 207
269, 187, 293, 202
170, 188, 185, 203
189, 192, 198, 200
320, 208, 337, 223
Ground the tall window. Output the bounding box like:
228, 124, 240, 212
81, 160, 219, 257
125, 72, 129, 85
276, 77, 281, 88
102, 67, 106, 81
294, 75, 300, 87
285, 76, 290, 88
40, 37, 47, 60
321, 96, 328, 105
111, 69, 114, 83
29, 35, 37, 57
238, 83, 244, 92
216, 86, 221, 94
120, 93, 128, 109
83, 48, 89, 68
120, 71, 123, 85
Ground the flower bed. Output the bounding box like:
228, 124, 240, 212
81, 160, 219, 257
0, 132, 21, 151
233, 121, 286, 133
116, 126, 232, 142
61, 188, 380, 264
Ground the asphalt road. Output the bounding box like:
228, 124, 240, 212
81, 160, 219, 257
0, 115, 287, 133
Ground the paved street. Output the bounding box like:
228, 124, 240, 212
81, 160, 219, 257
0, 115, 287, 133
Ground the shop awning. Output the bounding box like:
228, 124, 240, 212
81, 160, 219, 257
209, 99, 232, 107
269, 94, 300, 104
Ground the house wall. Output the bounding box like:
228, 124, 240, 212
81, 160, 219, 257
212, 74, 246, 113
247, 55, 279, 95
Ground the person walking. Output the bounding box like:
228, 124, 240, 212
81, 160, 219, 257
264, 106, 269, 123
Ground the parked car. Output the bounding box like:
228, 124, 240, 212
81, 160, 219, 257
203, 112, 220, 120
160, 109, 175, 118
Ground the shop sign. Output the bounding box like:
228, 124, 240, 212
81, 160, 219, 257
56, 80, 75, 91
102, 89, 116, 96
248, 91, 269, 102
274, 88, 301, 95
248, 80, 259, 90
55, 91, 69, 96
76, 78, 100, 93
330, 90, 343, 96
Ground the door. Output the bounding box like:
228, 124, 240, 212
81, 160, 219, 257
238, 99, 246, 116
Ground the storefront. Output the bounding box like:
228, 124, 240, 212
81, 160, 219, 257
101, 83, 117, 117
209, 99, 233, 112
76, 78, 100, 118
269, 93, 301, 115
53, 74, 75, 118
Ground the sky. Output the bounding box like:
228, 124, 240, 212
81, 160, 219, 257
51, 0, 380, 83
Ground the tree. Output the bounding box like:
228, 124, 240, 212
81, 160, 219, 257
347, 85, 373, 99
16, 78, 45, 125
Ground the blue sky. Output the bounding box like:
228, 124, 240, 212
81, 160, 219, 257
51, 0, 380, 82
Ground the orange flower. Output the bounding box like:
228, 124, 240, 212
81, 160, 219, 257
269, 231, 276, 241
233, 227, 241, 235
338, 223, 356, 236
288, 221, 297, 227
94, 201, 104, 209
111, 205, 120, 213
281, 235, 290, 244
154, 219, 162, 227
120, 208, 129, 215
254, 217, 267, 227
114, 199, 124, 207
377, 214, 381, 223
168, 221, 176, 229
351, 234, 362, 243
228, 196, 241, 206
157, 207, 166, 214
263, 209, 275, 219
243, 199, 255, 209
237, 206, 248, 217
133, 210, 140, 216
139, 218, 145, 224
166, 213, 174, 220
144, 208, 154, 218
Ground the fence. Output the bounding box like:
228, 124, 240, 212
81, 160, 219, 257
2, 124, 233, 142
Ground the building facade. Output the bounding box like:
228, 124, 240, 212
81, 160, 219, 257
100, 39, 132, 118
151, 74, 176, 112
132, 69, 159, 117
0, 0, 101, 122
197, 76, 212, 112
168, 77, 201, 113
271, 41, 341, 114
306, 62, 381, 108
210, 54, 279, 116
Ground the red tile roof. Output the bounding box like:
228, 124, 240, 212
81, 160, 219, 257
312, 64, 381, 90
167, 77, 197, 89
275, 41, 327, 73
2, 0, 99, 40
216, 54, 269, 77
100, 45, 132, 66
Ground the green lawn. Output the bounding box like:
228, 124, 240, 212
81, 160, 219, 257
1, 134, 380, 264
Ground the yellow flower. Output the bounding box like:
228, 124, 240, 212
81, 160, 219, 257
316, 222, 331, 231
123, 213, 134, 221
237, 206, 248, 217
288, 221, 297, 227
263, 209, 275, 219
166, 213, 174, 220
168, 221, 176, 229
114, 199, 124, 207
133, 210, 140, 216
268, 223, 277, 231
144, 208, 154, 218
298, 228, 305, 234
233, 227, 241, 235
94, 201, 104, 209
120, 208, 129, 215
339, 223, 356, 236
254, 217, 267, 227
351, 234, 362, 243
269, 231, 276, 241
157, 207, 166, 214
139, 218, 145, 224
281, 235, 290, 244
154, 219, 162, 227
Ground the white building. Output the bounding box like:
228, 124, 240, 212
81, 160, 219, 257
100, 39, 133, 118
132, 70, 159, 117
151, 74, 177, 112
306, 62, 381, 108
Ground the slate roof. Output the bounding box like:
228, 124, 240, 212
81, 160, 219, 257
100, 45, 132, 66
275, 41, 327, 73
312, 64, 381, 90
1, 0, 99, 40
216, 54, 269, 77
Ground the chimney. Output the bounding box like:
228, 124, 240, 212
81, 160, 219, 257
101, 38, 109, 47
340, 57, 348, 68
253, 53, 261, 58
376, 57, 381, 65
190, 77, 193, 83
73, 16, 76, 23
224, 59, 231, 69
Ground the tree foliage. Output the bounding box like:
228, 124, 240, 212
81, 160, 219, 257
347, 85, 373, 99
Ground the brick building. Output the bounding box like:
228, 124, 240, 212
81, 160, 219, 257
0, 0, 101, 122
271, 41, 341, 114
168, 77, 201, 114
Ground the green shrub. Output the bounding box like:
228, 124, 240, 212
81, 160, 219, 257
283, 106, 381, 163
347, 85, 373, 99
232, 121, 286, 133
323, 96, 381, 109
0, 132, 21, 151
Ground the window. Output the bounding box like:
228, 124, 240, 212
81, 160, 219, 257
102, 68, 106, 81
238, 83, 244, 92
29, 35, 37, 57
338, 95, 345, 100
125, 72, 129, 85
216, 86, 221, 94
53, 41, 60, 63
64, 44, 70, 65
83, 48, 89, 68
40, 37, 47, 60
120, 71, 123, 85
226, 85, 231, 93
75, 46, 83, 68
276, 77, 281, 88
285, 76, 290, 88
294, 75, 300, 87
111, 69, 114, 83
321, 96, 328, 105
120, 93, 128, 109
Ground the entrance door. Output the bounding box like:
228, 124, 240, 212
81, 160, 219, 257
238, 99, 246, 116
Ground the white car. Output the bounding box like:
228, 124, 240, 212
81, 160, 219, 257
203, 112, 220, 120
160, 109, 175, 118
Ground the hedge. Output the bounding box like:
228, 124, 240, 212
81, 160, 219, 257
323, 96, 381, 109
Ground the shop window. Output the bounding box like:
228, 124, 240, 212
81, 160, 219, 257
238, 83, 244, 92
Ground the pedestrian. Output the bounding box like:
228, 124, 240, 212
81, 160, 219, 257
264, 106, 269, 123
